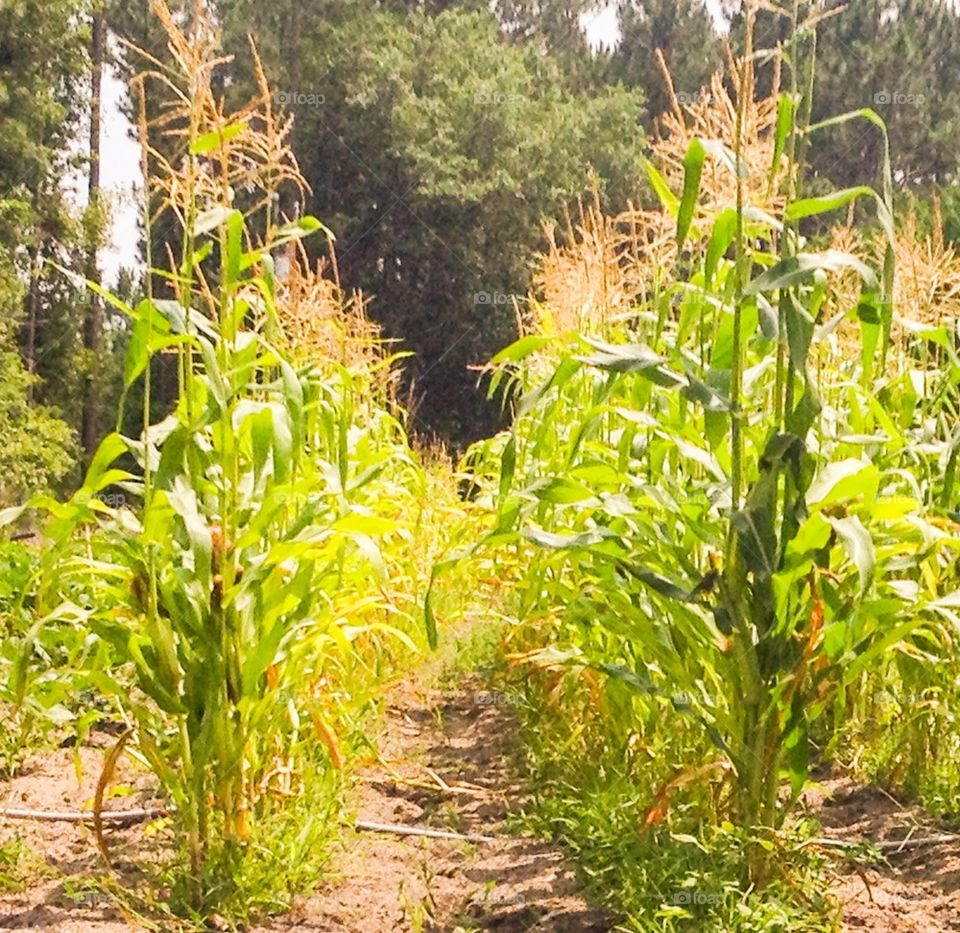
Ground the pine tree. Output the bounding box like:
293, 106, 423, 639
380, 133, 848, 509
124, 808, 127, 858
0, 221, 76, 505
610, 0, 723, 128
731, 0, 960, 191
0, 0, 90, 491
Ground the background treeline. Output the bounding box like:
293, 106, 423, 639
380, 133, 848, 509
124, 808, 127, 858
2, 0, 960, 502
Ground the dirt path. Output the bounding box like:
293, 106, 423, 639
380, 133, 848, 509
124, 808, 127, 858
258, 676, 609, 932
4, 679, 960, 931
806, 776, 960, 931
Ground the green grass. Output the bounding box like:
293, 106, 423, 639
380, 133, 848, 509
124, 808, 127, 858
0, 837, 28, 894
54, 737, 346, 932
505, 677, 840, 932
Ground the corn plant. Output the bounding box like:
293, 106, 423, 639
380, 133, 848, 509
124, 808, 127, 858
1, 3, 427, 905
447, 0, 960, 887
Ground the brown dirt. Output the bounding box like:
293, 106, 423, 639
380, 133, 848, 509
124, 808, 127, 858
255, 677, 609, 932
802, 774, 960, 931
4, 692, 960, 931
0, 680, 607, 933
0, 736, 161, 931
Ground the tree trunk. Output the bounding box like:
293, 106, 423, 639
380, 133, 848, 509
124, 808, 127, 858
82, 9, 105, 457
23, 243, 43, 403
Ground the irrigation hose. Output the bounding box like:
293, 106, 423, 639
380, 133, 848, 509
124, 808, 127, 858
0, 806, 496, 844
6, 804, 957, 852
0, 806, 167, 824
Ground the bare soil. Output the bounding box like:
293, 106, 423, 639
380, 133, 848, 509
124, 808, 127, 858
803, 775, 960, 931
0, 737, 160, 931
3, 687, 960, 931
256, 677, 608, 932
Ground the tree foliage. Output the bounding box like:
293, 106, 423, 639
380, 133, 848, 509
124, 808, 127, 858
209, 1, 647, 441
0, 0, 88, 498
610, 0, 723, 127
740, 0, 960, 189
0, 240, 75, 506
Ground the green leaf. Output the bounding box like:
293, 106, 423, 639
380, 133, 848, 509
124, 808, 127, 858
242, 619, 287, 697
785, 186, 878, 223
84, 434, 129, 492
522, 527, 617, 549
193, 205, 236, 237
772, 92, 798, 177
615, 560, 696, 603
783, 702, 809, 799
124, 301, 184, 388
807, 460, 878, 508
745, 251, 878, 295
826, 515, 874, 595
700, 139, 747, 179
532, 477, 598, 505
490, 335, 553, 365
189, 120, 248, 156
734, 433, 805, 577
705, 209, 737, 290
424, 570, 440, 650
225, 207, 244, 285
499, 435, 517, 503
271, 405, 294, 484
577, 339, 685, 388
784, 292, 815, 374
167, 479, 212, 587
247, 217, 331, 269
785, 384, 822, 439
644, 159, 679, 217
677, 139, 706, 249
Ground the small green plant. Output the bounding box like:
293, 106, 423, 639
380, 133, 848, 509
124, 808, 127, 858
0, 837, 28, 894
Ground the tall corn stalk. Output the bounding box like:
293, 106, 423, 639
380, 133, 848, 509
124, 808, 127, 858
450, 0, 960, 893
3, 1, 425, 907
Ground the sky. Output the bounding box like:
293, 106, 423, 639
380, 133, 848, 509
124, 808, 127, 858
583, 0, 726, 49
97, 1, 728, 283
100, 61, 141, 284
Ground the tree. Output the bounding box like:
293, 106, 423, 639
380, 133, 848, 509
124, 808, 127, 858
494, 0, 600, 88
610, 0, 722, 128
0, 0, 90, 489
731, 0, 960, 191
211, 1, 646, 442
815, 0, 960, 189
0, 231, 75, 506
